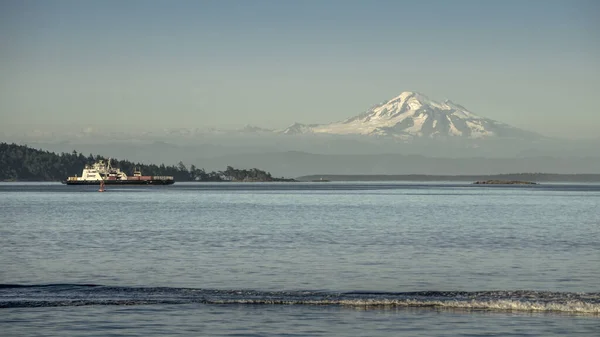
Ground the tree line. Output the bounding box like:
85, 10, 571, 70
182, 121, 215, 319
0, 143, 293, 182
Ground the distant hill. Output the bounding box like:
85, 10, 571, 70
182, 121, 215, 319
198, 151, 600, 177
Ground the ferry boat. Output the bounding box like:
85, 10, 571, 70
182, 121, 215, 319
63, 159, 175, 185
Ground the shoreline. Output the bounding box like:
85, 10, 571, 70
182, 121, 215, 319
3, 178, 600, 184
295, 173, 600, 183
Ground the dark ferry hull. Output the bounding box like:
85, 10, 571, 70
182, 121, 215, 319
63, 180, 174, 185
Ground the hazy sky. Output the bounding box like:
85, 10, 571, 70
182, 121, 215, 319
1, 0, 599, 139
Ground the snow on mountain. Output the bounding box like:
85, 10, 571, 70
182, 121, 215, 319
280, 123, 321, 135
279, 91, 539, 140
236, 125, 275, 133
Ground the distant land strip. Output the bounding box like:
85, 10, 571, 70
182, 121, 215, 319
296, 174, 600, 183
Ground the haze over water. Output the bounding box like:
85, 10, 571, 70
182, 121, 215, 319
1, 182, 599, 336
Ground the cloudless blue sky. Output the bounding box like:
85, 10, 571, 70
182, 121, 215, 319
1, 0, 599, 138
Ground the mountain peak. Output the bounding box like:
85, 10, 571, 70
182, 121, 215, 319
389, 91, 415, 101
278, 91, 540, 141
388, 91, 430, 103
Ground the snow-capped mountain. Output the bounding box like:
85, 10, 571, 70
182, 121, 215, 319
281, 91, 539, 140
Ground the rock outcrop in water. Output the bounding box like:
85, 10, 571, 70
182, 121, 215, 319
473, 180, 537, 185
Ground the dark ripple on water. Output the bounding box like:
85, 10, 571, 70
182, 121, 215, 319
1, 284, 599, 315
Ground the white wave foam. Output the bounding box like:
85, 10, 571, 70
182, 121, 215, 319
207, 299, 600, 314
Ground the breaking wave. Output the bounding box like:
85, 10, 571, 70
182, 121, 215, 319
1, 284, 598, 315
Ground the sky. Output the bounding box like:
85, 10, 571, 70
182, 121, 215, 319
1, 0, 599, 139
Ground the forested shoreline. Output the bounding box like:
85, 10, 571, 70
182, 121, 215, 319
0, 143, 293, 182
3, 142, 598, 183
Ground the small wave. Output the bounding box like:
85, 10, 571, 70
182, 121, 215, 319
1, 284, 598, 315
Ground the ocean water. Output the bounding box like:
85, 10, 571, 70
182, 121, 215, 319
1, 182, 599, 336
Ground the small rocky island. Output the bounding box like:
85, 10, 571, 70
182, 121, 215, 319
473, 180, 538, 185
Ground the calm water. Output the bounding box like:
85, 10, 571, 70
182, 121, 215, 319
1, 182, 599, 336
